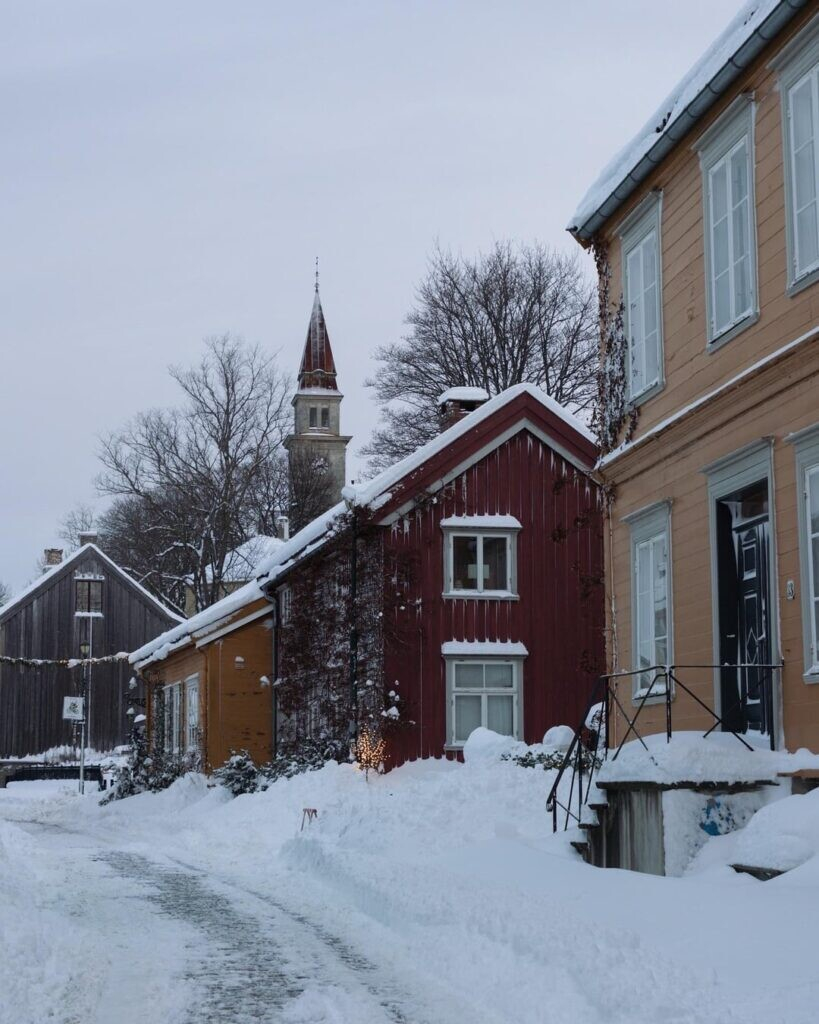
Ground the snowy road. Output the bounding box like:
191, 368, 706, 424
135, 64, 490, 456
6, 799, 441, 1024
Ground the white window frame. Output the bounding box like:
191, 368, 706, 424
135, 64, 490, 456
774, 16, 819, 294
278, 584, 292, 625
444, 658, 523, 747
620, 193, 664, 404
442, 527, 518, 599
184, 674, 200, 752
625, 502, 673, 702
163, 682, 182, 754
792, 425, 819, 681
695, 97, 758, 347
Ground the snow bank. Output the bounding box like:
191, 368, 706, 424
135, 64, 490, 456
598, 731, 819, 786
730, 789, 819, 873
14, 743, 819, 1022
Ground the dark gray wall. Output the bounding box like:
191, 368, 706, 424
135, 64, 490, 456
0, 551, 177, 757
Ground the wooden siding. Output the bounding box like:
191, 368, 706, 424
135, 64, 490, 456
604, 346, 819, 752
591, 6, 819, 752
204, 616, 275, 770
144, 600, 275, 771
600, 3, 818, 450
384, 429, 605, 763
0, 551, 177, 757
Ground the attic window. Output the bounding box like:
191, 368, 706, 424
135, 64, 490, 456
75, 578, 103, 615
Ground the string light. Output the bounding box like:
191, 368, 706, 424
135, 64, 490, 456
355, 725, 386, 779
0, 652, 130, 668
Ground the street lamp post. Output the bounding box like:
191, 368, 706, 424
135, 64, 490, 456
78, 640, 90, 795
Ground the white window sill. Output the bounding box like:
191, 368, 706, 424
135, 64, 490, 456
632, 686, 670, 706
707, 309, 759, 352
74, 611, 104, 618
803, 668, 819, 685
629, 378, 664, 409
789, 263, 819, 298
442, 591, 519, 601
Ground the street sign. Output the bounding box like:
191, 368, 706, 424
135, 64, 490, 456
63, 696, 85, 721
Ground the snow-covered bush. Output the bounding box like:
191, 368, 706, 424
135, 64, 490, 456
214, 751, 260, 797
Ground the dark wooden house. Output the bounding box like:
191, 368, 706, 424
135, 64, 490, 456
0, 539, 181, 757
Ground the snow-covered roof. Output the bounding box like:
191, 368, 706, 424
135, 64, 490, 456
132, 383, 596, 667
0, 544, 183, 625
343, 383, 595, 512
568, 1, 800, 240
436, 386, 490, 406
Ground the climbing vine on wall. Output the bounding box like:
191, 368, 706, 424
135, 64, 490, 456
591, 239, 638, 455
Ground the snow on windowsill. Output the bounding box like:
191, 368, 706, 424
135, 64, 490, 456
440, 515, 521, 530
441, 640, 528, 657
442, 591, 519, 602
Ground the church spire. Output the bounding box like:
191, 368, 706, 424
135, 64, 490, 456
298, 272, 338, 392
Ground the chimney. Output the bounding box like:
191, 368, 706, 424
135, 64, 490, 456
275, 515, 290, 541
78, 530, 98, 547
43, 548, 63, 571
437, 387, 490, 431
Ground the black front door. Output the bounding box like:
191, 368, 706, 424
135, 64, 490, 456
716, 480, 773, 739
734, 519, 771, 734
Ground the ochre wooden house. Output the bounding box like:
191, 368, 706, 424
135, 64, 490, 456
131, 591, 275, 771
569, 0, 819, 751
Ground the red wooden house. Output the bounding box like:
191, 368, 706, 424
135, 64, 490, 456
262, 383, 605, 764
133, 291, 604, 770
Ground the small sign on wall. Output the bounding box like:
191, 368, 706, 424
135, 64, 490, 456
62, 696, 85, 721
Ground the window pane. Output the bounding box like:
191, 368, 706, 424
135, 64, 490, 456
626, 246, 644, 394
809, 470, 819, 534
713, 215, 730, 276
484, 663, 514, 688
714, 269, 731, 333
486, 695, 514, 736
483, 536, 508, 590
641, 232, 657, 288
90, 581, 102, 613
653, 534, 667, 638
711, 161, 728, 222
734, 254, 751, 318
792, 77, 815, 149
797, 202, 819, 272
730, 142, 748, 203
309, 406, 317, 427
813, 535, 819, 599
321, 407, 329, 428
454, 663, 484, 689
452, 536, 478, 590
454, 695, 482, 743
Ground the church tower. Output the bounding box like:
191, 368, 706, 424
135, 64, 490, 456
285, 278, 351, 522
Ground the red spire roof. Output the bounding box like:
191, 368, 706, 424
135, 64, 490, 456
298, 288, 338, 391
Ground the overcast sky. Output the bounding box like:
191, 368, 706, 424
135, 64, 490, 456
0, 0, 743, 592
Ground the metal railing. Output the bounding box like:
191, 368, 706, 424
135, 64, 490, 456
545, 662, 782, 834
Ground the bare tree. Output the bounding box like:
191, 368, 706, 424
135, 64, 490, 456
362, 242, 598, 470
97, 335, 291, 612
288, 449, 338, 533
0, 580, 11, 606
58, 503, 96, 549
